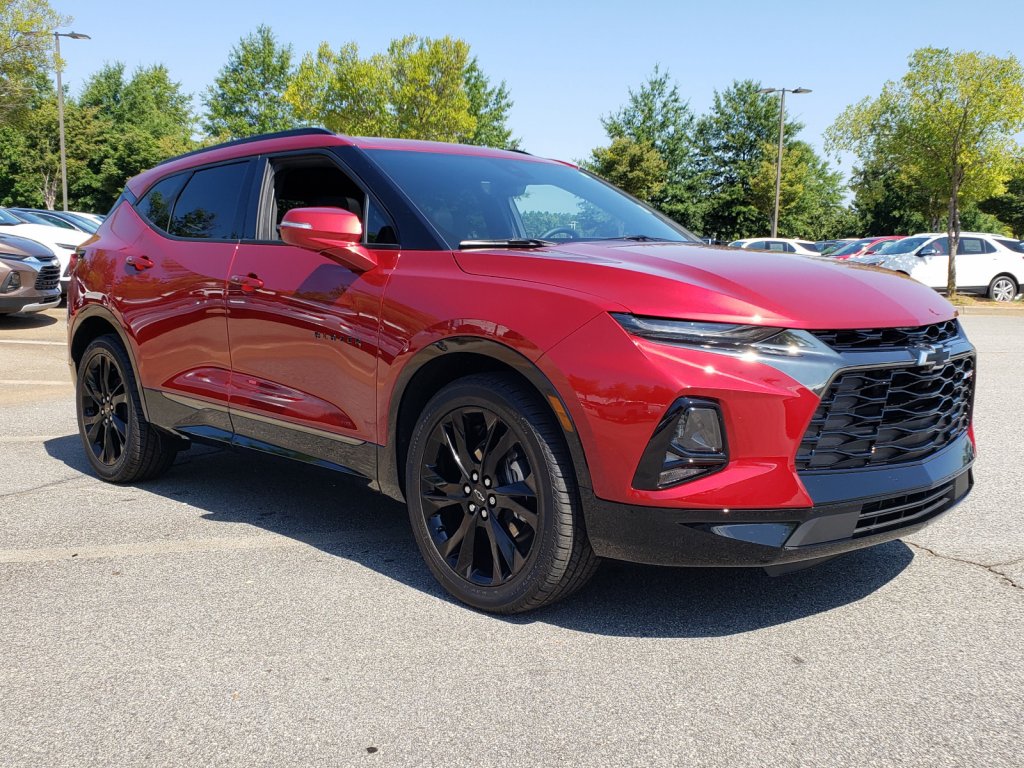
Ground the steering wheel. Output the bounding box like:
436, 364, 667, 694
540, 226, 579, 240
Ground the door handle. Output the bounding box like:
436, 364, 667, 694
126, 255, 154, 271
230, 273, 264, 293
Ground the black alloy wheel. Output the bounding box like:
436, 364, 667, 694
406, 373, 599, 613
420, 405, 539, 586
76, 335, 178, 483
80, 349, 130, 466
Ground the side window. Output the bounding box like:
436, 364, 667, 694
264, 155, 396, 246
136, 172, 189, 232
926, 238, 949, 255
366, 199, 398, 245
747, 241, 766, 250
995, 238, 1024, 253
168, 162, 249, 240
957, 238, 985, 255
782, 242, 796, 253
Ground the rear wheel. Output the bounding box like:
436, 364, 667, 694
76, 335, 178, 483
988, 275, 1018, 302
405, 373, 599, 613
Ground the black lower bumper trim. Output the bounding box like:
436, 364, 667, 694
582, 464, 973, 568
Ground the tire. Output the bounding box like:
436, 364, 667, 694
75, 335, 178, 483
988, 275, 1018, 302
405, 373, 599, 613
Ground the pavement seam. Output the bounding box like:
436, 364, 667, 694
906, 540, 1023, 591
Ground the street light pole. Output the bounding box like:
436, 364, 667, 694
53, 31, 90, 212
757, 86, 812, 238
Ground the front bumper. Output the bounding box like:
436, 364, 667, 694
583, 435, 973, 568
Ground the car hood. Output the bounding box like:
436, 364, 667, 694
453, 241, 955, 329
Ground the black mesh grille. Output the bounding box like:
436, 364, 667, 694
34, 265, 60, 291
811, 320, 960, 351
797, 355, 974, 471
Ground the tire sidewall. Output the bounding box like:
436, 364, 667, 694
406, 380, 571, 612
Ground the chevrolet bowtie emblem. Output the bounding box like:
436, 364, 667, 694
914, 344, 950, 369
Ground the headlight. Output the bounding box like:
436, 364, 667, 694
612, 313, 782, 347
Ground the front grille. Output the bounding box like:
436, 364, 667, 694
34, 265, 60, 291
854, 480, 958, 536
797, 355, 974, 471
811, 320, 960, 351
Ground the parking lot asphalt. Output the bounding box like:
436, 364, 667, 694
1, 308, 1021, 768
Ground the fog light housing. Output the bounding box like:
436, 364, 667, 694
1, 271, 21, 293
633, 398, 728, 490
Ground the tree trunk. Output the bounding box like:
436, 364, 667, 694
947, 170, 961, 299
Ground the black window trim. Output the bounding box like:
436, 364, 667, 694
132, 157, 257, 243
240, 148, 401, 250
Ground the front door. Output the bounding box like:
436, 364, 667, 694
225, 153, 399, 478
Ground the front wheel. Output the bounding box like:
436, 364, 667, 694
76, 335, 178, 483
405, 374, 598, 613
988, 275, 1018, 302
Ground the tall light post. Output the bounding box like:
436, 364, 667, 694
54, 31, 91, 212
757, 86, 811, 238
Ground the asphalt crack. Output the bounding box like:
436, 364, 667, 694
0, 476, 85, 500
906, 541, 1023, 590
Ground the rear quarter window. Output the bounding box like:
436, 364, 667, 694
136, 173, 190, 232
168, 162, 250, 240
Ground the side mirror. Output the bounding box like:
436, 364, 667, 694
279, 207, 377, 272
918, 247, 938, 257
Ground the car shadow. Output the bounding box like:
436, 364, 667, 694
1, 311, 59, 329
44, 435, 914, 638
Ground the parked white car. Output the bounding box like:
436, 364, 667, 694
0, 208, 89, 297
859, 232, 1024, 301
728, 238, 820, 256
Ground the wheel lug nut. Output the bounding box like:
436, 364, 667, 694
463, 484, 471, 495
489, 496, 496, 506
483, 477, 492, 488
471, 471, 479, 482
481, 510, 488, 520
468, 503, 476, 513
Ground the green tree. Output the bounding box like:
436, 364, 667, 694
585, 136, 667, 202
0, 0, 68, 125
75, 63, 195, 210
286, 35, 513, 146
598, 66, 697, 225
692, 79, 842, 241
978, 162, 1024, 238
203, 25, 297, 140
749, 139, 844, 239
462, 56, 517, 149
827, 48, 1024, 296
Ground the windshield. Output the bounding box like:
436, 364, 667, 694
881, 236, 929, 255
831, 238, 874, 257
0, 208, 25, 225
367, 150, 697, 248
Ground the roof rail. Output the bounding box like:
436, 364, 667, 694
155, 127, 336, 167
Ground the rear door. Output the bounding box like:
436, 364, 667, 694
116, 160, 253, 436
954, 237, 996, 290
224, 152, 400, 477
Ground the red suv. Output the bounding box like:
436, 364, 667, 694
69, 129, 976, 613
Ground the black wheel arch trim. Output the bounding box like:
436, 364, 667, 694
377, 336, 593, 502
69, 304, 150, 421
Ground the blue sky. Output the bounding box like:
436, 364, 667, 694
59, 0, 1023, 170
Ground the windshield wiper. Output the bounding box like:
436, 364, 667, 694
458, 238, 554, 249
